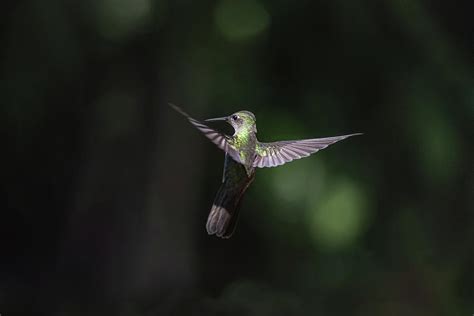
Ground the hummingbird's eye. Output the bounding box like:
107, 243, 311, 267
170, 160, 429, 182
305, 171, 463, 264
232, 115, 238, 121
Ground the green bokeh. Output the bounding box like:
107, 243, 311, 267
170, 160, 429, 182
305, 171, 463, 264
95, 0, 152, 40
214, 0, 270, 41
308, 178, 371, 250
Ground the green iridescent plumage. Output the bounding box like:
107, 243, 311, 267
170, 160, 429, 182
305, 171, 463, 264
169, 104, 361, 238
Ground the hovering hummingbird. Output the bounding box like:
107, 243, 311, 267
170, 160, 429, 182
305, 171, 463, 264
169, 104, 361, 239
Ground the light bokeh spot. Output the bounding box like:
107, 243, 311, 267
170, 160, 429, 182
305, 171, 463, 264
265, 159, 325, 230
270, 159, 325, 205
410, 96, 461, 184
308, 178, 371, 250
95, 0, 152, 40
214, 0, 270, 41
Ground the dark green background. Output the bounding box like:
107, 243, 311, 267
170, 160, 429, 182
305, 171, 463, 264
2, 0, 473, 315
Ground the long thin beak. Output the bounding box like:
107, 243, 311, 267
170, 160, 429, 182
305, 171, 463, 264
205, 116, 228, 122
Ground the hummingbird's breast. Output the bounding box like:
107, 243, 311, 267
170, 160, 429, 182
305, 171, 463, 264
233, 133, 257, 169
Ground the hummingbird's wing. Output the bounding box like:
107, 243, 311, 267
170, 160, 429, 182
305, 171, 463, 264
253, 133, 362, 168
169, 104, 242, 164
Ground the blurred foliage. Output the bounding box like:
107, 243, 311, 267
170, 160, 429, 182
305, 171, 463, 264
2, 0, 473, 315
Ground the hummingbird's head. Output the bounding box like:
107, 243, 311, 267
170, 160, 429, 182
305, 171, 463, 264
206, 110, 257, 134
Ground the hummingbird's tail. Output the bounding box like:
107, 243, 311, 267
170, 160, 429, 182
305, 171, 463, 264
206, 187, 239, 238
206, 171, 255, 239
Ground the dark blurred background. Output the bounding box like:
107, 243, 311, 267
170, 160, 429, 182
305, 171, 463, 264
2, 0, 473, 315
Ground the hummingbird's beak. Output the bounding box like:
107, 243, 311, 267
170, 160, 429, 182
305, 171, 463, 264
205, 116, 228, 122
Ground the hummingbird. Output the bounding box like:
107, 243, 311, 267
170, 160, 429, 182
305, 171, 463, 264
169, 104, 361, 239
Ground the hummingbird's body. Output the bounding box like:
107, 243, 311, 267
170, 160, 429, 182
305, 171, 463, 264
170, 104, 361, 238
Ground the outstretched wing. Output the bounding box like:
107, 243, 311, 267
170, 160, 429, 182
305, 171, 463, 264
253, 133, 362, 168
169, 103, 242, 164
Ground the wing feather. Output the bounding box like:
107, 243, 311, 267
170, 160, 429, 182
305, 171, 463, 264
169, 104, 242, 164
253, 133, 362, 168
